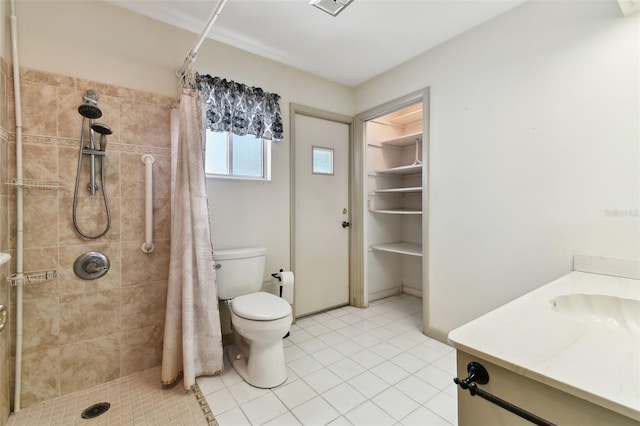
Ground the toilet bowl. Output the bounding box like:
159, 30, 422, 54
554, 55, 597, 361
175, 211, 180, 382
228, 292, 292, 388
214, 248, 292, 388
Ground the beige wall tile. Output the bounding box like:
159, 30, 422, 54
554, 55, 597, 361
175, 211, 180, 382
59, 290, 120, 344
21, 247, 59, 299
119, 325, 163, 376
16, 295, 59, 353
120, 101, 170, 148
21, 81, 57, 136
18, 348, 60, 408
20, 195, 59, 249
60, 335, 119, 395
121, 239, 169, 287
121, 281, 167, 331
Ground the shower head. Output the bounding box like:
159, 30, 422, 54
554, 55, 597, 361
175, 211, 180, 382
91, 123, 112, 135
78, 89, 102, 119
78, 104, 102, 119
91, 123, 112, 151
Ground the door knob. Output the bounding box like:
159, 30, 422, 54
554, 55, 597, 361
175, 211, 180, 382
342, 221, 350, 228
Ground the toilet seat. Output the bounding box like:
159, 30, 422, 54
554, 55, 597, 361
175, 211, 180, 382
231, 292, 291, 321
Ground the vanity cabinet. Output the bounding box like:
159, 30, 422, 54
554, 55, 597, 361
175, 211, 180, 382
455, 351, 639, 426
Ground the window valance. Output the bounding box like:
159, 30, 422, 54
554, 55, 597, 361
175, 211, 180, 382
197, 74, 284, 142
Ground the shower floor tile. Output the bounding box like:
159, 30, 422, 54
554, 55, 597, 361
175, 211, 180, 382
6, 367, 209, 426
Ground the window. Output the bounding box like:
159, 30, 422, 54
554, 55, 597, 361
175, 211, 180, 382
312, 146, 334, 175
205, 130, 271, 180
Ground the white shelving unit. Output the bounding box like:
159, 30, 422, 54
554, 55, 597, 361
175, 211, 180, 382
371, 242, 422, 257
365, 102, 425, 300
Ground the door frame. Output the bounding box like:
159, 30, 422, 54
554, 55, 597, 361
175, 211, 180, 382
352, 88, 431, 327
289, 103, 354, 318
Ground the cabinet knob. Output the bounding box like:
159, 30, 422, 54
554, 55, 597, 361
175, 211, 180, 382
341, 221, 350, 228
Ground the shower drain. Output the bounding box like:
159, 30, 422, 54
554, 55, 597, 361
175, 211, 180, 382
81, 402, 111, 419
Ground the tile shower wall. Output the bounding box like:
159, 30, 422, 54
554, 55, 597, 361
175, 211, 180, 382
3, 66, 174, 408
1, 57, 12, 424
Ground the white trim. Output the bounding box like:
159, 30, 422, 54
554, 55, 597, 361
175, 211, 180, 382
573, 254, 640, 279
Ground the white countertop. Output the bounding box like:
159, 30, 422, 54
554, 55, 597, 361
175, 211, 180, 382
448, 270, 640, 421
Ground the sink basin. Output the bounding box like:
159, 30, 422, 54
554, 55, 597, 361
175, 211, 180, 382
550, 294, 640, 335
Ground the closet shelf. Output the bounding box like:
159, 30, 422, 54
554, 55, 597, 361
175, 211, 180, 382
376, 164, 422, 175
374, 187, 422, 194
370, 208, 422, 215
379, 131, 422, 147
6, 178, 62, 190
371, 242, 422, 257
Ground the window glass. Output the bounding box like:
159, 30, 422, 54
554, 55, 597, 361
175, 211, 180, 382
232, 134, 262, 177
205, 130, 228, 175
312, 146, 334, 175
205, 131, 271, 180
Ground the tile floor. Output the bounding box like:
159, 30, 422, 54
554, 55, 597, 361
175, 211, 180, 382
200, 294, 458, 426
5, 294, 458, 426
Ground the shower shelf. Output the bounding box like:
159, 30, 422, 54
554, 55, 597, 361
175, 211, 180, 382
7, 270, 58, 287
6, 178, 62, 190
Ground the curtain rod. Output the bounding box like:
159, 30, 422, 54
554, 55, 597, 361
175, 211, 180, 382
176, 0, 228, 78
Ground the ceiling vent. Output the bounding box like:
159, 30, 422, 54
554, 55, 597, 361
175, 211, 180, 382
310, 0, 354, 17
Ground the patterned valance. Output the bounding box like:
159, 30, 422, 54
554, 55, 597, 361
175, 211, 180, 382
197, 74, 284, 142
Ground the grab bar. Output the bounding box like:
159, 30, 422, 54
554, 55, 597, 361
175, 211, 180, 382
141, 154, 155, 254
454, 362, 556, 426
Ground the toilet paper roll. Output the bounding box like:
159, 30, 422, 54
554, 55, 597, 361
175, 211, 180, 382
280, 271, 294, 305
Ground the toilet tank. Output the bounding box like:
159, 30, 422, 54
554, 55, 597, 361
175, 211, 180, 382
214, 247, 267, 300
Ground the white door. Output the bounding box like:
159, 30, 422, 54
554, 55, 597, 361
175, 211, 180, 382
294, 113, 350, 317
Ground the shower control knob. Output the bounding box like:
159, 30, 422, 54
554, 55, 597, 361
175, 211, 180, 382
74, 252, 110, 280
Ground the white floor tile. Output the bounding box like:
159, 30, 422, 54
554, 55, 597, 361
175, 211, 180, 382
216, 407, 251, 426
345, 401, 396, 426
197, 375, 226, 396
415, 364, 456, 390
311, 347, 346, 366
322, 383, 367, 414
433, 352, 457, 374
349, 349, 385, 369
347, 371, 389, 399
291, 396, 340, 426
305, 323, 332, 336
303, 369, 344, 394
241, 393, 288, 425
390, 352, 428, 374
369, 342, 403, 359
285, 344, 308, 363
204, 388, 238, 415
370, 361, 411, 385
274, 379, 318, 410
371, 387, 420, 421
228, 380, 269, 404
263, 411, 303, 426
333, 339, 365, 356
394, 375, 440, 404
351, 332, 382, 348
288, 329, 314, 344
408, 342, 447, 364
297, 337, 329, 354
326, 416, 353, 426
317, 331, 348, 346
328, 358, 366, 381
288, 355, 325, 378
424, 392, 458, 425
400, 407, 452, 426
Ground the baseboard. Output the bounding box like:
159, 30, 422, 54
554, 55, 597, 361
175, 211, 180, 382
368, 287, 401, 302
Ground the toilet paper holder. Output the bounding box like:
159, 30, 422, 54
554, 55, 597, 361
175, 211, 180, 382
271, 269, 284, 282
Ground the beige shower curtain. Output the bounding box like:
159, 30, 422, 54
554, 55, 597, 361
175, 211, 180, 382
161, 89, 223, 389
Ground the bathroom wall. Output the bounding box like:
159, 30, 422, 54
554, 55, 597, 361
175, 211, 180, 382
3, 66, 173, 407
354, 0, 640, 335
15, 0, 354, 301
8, 0, 354, 408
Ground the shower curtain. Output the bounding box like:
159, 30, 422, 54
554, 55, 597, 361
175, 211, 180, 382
161, 88, 223, 389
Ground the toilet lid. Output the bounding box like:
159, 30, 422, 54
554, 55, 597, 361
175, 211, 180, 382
231, 292, 292, 321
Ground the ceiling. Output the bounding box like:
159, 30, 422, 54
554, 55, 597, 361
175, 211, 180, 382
108, 0, 528, 87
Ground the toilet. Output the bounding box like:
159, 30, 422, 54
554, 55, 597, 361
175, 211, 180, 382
215, 247, 292, 388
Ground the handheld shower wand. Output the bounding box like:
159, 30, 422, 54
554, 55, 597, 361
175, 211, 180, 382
72, 91, 112, 240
